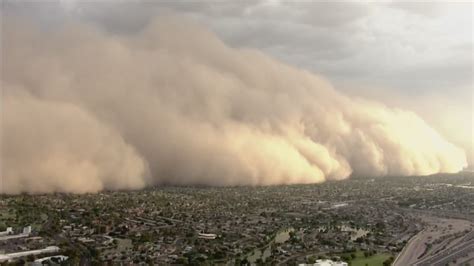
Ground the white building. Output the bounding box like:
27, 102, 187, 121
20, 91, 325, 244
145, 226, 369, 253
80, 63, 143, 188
299, 259, 348, 266
198, 233, 217, 239
23, 226, 32, 234
33, 255, 69, 265
0, 246, 60, 262
0, 227, 13, 236
0, 226, 32, 241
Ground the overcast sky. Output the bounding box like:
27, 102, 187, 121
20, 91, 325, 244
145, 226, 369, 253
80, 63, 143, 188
2, 0, 473, 167
5, 1, 472, 92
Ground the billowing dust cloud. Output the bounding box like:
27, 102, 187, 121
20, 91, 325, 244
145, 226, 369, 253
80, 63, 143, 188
1, 18, 467, 194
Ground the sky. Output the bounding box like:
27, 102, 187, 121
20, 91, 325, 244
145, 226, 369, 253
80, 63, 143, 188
6, 1, 472, 91
4, 0, 472, 165
1, 1, 473, 193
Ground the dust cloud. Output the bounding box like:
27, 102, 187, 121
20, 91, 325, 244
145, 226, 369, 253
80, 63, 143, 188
1, 17, 467, 194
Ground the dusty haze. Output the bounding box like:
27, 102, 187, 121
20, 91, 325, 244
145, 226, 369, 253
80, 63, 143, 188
1, 17, 467, 194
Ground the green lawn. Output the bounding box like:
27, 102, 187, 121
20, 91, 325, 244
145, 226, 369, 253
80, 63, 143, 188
349, 252, 392, 266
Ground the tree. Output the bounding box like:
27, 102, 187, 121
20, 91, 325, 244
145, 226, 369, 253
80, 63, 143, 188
234, 258, 242, 265
26, 255, 36, 262
383, 256, 394, 266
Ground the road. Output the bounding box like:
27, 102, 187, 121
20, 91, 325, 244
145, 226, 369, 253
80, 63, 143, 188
393, 229, 426, 266
394, 216, 474, 266
416, 235, 474, 265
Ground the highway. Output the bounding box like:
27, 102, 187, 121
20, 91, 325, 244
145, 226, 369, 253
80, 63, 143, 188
416, 237, 474, 265
393, 229, 426, 266
394, 216, 474, 266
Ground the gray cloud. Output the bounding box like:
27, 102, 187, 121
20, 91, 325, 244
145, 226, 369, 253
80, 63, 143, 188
6, 1, 470, 92
388, 2, 442, 17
